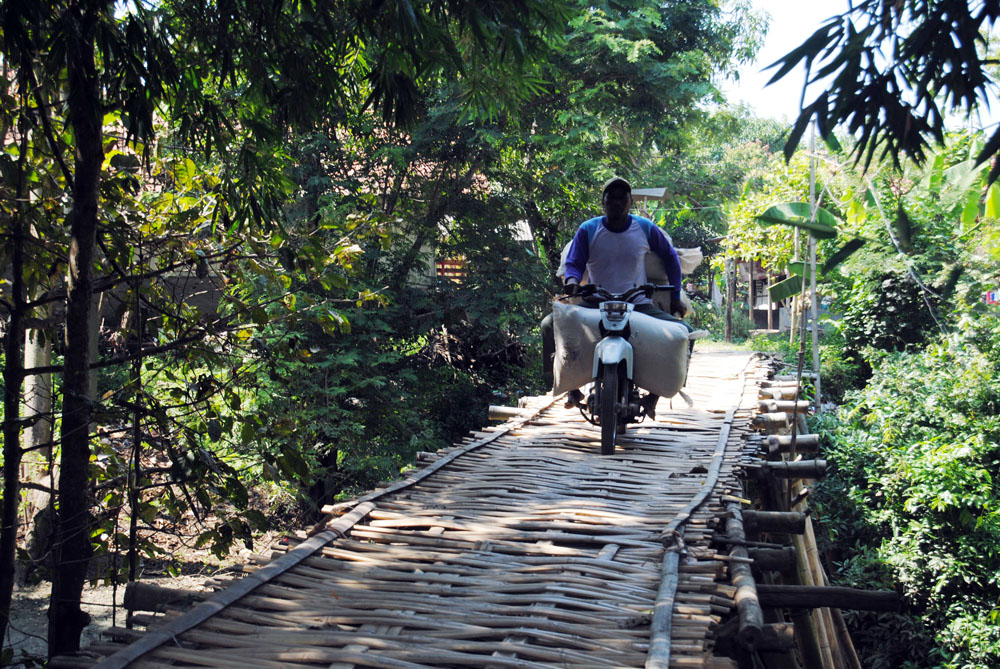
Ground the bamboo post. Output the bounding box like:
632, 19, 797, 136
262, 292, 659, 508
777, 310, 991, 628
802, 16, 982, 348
726, 502, 765, 649
748, 547, 797, 574
808, 125, 823, 411
756, 585, 900, 611
791, 531, 832, 667
752, 412, 791, 432
742, 511, 807, 535
767, 434, 820, 455
831, 607, 864, 669
758, 399, 812, 414
760, 386, 802, 400
803, 511, 848, 668
761, 460, 828, 480
488, 405, 531, 420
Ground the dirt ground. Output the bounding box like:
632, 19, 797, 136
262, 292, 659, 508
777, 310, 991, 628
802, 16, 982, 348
5, 532, 280, 667
7, 572, 208, 666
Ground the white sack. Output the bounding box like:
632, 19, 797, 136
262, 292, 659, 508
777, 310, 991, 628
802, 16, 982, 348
645, 252, 700, 315
629, 310, 690, 399
676, 247, 704, 275
552, 300, 602, 396
552, 301, 690, 399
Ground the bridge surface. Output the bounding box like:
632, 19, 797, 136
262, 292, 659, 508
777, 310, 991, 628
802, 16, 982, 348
80, 349, 765, 668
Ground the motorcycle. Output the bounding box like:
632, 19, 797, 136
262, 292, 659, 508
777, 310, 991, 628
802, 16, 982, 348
551, 283, 693, 455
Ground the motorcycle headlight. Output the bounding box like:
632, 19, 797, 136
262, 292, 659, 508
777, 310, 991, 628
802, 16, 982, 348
602, 301, 629, 315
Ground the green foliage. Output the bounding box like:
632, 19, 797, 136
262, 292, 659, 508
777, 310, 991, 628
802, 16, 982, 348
686, 300, 723, 336
816, 327, 864, 404
504, 0, 763, 272
813, 312, 1000, 667
838, 268, 942, 365
724, 151, 816, 271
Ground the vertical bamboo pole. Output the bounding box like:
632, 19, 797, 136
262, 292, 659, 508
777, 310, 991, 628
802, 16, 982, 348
767, 273, 775, 331
787, 296, 796, 344
789, 534, 824, 668
803, 510, 848, 668
792, 530, 835, 667
810, 232, 822, 411
808, 125, 822, 410
726, 258, 735, 342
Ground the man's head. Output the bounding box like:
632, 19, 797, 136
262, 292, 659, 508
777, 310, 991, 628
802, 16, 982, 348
602, 177, 632, 225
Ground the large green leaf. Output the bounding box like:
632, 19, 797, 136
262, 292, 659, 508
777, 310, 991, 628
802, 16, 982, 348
923, 154, 944, 194
824, 132, 843, 154
894, 204, 914, 253
822, 238, 865, 273
756, 202, 839, 239
986, 183, 1000, 219
942, 159, 984, 197
175, 158, 197, 188
787, 261, 813, 281
769, 275, 804, 302
961, 188, 981, 228
846, 196, 867, 226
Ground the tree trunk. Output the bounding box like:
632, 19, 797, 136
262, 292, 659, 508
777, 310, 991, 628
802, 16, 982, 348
0, 129, 28, 650
19, 307, 55, 584
22, 318, 53, 459
49, 8, 104, 655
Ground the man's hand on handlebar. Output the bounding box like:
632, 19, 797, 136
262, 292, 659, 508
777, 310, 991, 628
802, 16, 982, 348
563, 279, 579, 297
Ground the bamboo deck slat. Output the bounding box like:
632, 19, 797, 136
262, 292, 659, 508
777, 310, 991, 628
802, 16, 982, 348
82, 350, 766, 668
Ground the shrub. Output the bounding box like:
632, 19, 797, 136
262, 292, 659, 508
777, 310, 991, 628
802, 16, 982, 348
812, 312, 1000, 667
688, 299, 722, 335
840, 268, 942, 361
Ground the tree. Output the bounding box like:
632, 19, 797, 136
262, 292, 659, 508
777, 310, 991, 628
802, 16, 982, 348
509, 0, 766, 274
0, 0, 571, 655
770, 0, 1000, 179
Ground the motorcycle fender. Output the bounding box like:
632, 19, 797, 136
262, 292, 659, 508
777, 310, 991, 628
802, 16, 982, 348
593, 338, 633, 381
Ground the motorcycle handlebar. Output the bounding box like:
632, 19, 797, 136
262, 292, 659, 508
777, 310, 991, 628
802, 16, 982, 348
574, 283, 674, 302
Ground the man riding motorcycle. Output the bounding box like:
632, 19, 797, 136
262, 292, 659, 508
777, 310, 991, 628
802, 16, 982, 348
541, 176, 691, 420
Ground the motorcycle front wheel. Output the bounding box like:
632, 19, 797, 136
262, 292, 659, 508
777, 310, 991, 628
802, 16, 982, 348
599, 362, 622, 455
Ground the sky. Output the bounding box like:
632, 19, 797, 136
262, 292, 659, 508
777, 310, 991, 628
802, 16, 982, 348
720, 0, 848, 122
723, 0, 1000, 129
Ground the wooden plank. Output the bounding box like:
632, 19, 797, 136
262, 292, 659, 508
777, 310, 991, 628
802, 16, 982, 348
93, 502, 376, 668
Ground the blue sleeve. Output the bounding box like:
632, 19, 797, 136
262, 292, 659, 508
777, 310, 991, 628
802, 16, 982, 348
564, 226, 590, 282
648, 226, 682, 297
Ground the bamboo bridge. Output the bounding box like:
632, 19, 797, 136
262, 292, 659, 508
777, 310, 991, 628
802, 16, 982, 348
54, 349, 898, 669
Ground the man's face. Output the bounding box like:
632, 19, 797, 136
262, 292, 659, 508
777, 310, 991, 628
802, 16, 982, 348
603, 185, 632, 219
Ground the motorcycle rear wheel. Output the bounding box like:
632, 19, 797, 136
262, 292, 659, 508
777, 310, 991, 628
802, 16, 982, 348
600, 363, 621, 455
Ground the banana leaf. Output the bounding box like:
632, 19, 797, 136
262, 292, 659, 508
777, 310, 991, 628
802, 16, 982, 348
756, 202, 839, 239
769, 275, 804, 302
822, 238, 865, 273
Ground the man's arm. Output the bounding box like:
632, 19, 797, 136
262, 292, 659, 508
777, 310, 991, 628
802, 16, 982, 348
563, 226, 590, 283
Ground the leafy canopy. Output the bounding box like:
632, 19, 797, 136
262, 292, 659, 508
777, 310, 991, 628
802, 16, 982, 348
768, 0, 1000, 180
